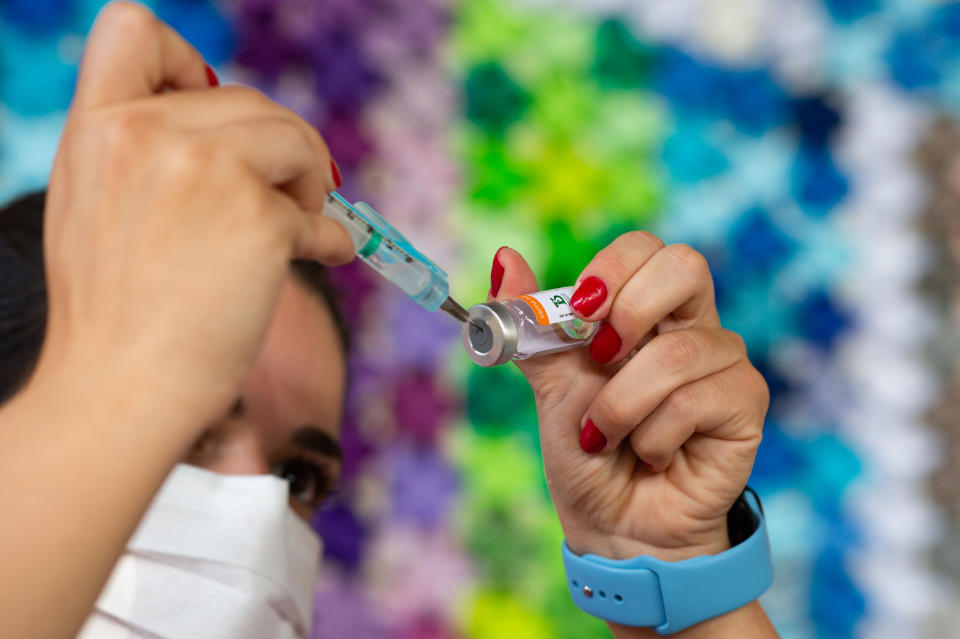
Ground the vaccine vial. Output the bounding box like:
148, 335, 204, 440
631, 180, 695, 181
461, 286, 598, 367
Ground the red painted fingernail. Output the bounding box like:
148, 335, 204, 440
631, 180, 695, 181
588, 322, 621, 364
205, 64, 219, 87
579, 419, 607, 454
570, 276, 607, 316
490, 247, 507, 297
330, 160, 342, 188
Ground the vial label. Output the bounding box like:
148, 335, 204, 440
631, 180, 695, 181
518, 286, 577, 325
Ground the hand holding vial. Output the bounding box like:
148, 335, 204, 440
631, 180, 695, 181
486, 235, 771, 634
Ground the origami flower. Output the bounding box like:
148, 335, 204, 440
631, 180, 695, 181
382, 444, 459, 526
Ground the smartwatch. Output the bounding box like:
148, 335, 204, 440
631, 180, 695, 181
561, 488, 772, 635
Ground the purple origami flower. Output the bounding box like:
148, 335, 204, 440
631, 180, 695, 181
393, 617, 461, 639
311, 0, 380, 36
382, 444, 458, 528
337, 415, 376, 482
309, 31, 383, 112
312, 576, 390, 639
232, 1, 310, 82
321, 110, 376, 172
362, 0, 450, 67
312, 501, 367, 572
364, 526, 473, 622
384, 291, 461, 370
368, 64, 457, 132
392, 370, 458, 443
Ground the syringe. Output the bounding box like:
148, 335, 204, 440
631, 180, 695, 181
322, 191, 472, 324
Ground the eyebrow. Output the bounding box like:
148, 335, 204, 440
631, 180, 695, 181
290, 425, 343, 461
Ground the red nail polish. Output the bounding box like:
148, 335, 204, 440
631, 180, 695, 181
490, 247, 506, 297
205, 64, 219, 87
588, 322, 621, 364
570, 276, 607, 316
330, 160, 342, 188
579, 419, 607, 454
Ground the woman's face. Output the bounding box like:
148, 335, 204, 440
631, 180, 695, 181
183, 275, 346, 521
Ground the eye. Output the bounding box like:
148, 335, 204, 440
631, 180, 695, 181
272, 458, 333, 509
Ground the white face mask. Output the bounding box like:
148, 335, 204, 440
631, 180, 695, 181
77, 464, 321, 639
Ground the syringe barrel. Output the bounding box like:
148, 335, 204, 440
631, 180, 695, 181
321, 196, 373, 253
362, 241, 449, 311
321, 194, 450, 312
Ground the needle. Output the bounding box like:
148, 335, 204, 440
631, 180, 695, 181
440, 297, 482, 330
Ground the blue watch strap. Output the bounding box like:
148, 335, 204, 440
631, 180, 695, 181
561, 490, 772, 634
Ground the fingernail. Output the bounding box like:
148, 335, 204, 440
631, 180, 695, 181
579, 419, 607, 454
330, 160, 342, 188
490, 247, 507, 297
588, 322, 621, 364
205, 64, 219, 87
570, 276, 606, 316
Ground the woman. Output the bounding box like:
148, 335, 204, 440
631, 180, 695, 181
0, 3, 777, 637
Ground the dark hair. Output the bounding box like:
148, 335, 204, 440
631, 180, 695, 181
0, 190, 349, 404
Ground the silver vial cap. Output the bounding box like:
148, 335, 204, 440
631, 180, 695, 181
461, 302, 518, 367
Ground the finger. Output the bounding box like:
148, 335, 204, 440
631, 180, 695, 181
73, 2, 209, 111
588, 243, 720, 366
269, 188, 356, 265
153, 87, 339, 202
567, 231, 666, 320
628, 361, 768, 473
487, 246, 539, 302
209, 117, 334, 212
581, 328, 747, 454
150, 86, 328, 142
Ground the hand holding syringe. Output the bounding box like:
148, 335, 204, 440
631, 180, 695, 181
322, 192, 472, 323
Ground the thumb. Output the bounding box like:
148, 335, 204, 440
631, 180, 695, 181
487, 246, 539, 302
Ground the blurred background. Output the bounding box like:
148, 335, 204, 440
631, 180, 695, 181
2, 0, 959, 637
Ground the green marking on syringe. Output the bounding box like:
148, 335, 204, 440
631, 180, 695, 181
359, 230, 382, 258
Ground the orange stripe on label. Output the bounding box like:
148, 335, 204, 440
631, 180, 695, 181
519, 294, 549, 325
